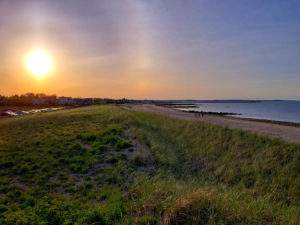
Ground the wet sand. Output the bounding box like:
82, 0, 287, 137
123, 104, 300, 143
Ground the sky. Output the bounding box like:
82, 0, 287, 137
0, 0, 300, 100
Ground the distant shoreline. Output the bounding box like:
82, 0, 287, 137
156, 101, 300, 126
180, 109, 300, 128
125, 104, 300, 143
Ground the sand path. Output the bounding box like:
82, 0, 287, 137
122, 104, 300, 143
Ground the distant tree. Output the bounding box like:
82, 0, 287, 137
36, 93, 46, 98
25, 93, 35, 98
0, 95, 5, 105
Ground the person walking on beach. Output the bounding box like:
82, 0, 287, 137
195, 112, 201, 118
201, 111, 204, 118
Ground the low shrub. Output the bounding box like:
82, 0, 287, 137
117, 141, 132, 149
131, 151, 149, 167
105, 156, 119, 164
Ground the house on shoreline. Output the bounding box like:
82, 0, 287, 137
31, 97, 94, 106
58, 97, 74, 106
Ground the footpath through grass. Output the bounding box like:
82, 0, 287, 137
0, 105, 299, 224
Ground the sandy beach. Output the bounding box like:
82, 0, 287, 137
124, 104, 300, 143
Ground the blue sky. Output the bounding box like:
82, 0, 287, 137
0, 0, 299, 99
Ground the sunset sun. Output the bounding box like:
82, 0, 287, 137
27, 50, 52, 77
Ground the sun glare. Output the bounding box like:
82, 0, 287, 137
27, 50, 52, 77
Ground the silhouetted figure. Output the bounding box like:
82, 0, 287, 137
201, 111, 204, 117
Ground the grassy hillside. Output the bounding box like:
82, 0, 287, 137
0, 105, 299, 224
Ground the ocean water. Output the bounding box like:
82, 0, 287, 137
176, 101, 300, 123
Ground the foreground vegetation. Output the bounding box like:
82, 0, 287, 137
0, 105, 299, 224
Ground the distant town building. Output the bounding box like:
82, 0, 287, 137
58, 97, 74, 105
98, 99, 108, 104
32, 98, 43, 105
73, 98, 94, 106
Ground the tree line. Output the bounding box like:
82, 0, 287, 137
0, 93, 132, 106
0, 93, 62, 106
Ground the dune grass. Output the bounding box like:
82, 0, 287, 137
0, 105, 299, 224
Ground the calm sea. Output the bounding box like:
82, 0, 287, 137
175, 101, 300, 123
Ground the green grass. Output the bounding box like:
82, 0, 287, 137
0, 105, 299, 224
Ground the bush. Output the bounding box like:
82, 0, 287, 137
85, 134, 97, 142
69, 163, 82, 172
102, 135, 118, 145
85, 181, 93, 189
98, 144, 106, 151
131, 151, 149, 167
78, 207, 107, 225
0, 205, 8, 213
116, 141, 132, 149
105, 156, 119, 164
0, 160, 14, 169
138, 215, 160, 225
117, 153, 128, 161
